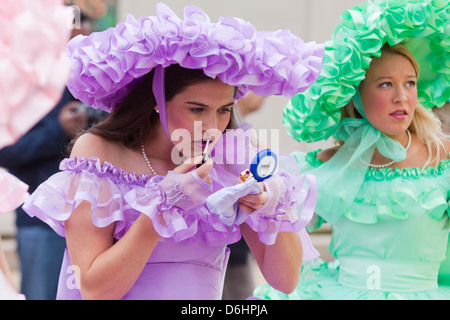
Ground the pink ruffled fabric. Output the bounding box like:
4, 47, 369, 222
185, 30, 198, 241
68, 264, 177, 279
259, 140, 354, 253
0, 168, 29, 215
0, 0, 70, 148
0, 270, 25, 300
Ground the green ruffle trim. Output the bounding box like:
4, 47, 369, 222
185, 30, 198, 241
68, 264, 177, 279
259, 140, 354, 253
305, 150, 450, 179
303, 150, 450, 223
283, 0, 449, 143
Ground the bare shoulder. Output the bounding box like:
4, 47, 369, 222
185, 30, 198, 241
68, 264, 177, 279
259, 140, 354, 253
407, 134, 449, 166
316, 146, 340, 162
71, 133, 121, 160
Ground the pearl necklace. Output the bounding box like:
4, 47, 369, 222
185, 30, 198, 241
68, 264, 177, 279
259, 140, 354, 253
139, 125, 157, 176
369, 129, 411, 169
141, 142, 158, 176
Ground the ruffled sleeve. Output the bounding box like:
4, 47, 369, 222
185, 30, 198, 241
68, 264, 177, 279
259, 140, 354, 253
345, 156, 450, 224
244, 166, 317, 244
124, 170, 213, 242
22, 157, 137, 238
300, 150, 450, 225
292, 151, 326, 232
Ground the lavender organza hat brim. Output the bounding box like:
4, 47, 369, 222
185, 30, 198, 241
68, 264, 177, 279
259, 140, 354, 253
66, 2, 324, 113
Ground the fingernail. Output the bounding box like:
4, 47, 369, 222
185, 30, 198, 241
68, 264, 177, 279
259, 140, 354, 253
193, 155, 203, 163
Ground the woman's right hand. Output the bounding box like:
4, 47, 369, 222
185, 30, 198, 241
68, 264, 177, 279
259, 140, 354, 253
173, 156, 213, 186
157, 157, 214, 211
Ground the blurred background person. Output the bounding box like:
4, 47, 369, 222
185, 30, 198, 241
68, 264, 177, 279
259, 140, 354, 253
0, 5, 108, 299
0, 0, 73, 299
434, 102, 450, 134
0, 89, 86, 299
235, 92, 266, 118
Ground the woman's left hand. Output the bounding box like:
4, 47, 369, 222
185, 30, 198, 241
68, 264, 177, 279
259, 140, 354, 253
237, 178, 268, 213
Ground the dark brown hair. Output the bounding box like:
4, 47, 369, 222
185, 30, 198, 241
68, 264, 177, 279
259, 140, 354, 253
70, 64, 236, 152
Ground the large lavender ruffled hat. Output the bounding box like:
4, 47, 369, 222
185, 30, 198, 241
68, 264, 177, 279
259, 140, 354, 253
66, 2, 324, 136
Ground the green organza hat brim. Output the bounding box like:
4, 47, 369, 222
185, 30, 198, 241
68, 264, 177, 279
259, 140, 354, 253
283, 0, 449, 143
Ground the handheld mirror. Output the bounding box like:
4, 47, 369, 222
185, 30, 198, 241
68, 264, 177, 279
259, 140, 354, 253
240, 149, 278, 182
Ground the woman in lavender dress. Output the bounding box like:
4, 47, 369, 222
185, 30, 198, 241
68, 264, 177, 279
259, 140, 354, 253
23, 3, 324, 300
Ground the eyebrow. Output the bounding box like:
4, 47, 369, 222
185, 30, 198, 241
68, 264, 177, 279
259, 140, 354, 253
376, 74, 417, 81
186, 101, 235, 108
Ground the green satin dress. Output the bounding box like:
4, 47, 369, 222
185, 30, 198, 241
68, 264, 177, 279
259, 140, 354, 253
254, 150, 450, 300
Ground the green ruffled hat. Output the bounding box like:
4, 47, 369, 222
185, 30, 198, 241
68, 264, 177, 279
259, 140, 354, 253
283, 0, 449, 143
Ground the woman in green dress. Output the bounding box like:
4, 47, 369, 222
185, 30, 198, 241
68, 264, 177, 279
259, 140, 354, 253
254, 0, 450, 299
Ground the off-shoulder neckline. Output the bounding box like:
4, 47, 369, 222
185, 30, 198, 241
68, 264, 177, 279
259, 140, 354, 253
60, 156, 161, 185
303, 149, 450, 179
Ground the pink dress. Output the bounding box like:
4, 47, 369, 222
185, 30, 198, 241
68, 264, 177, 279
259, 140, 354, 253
0, 169, 28, 300
0, 0, 70, 300
0, 0, 70, 149
22, 148, 318, 299
0, 168, 29, 215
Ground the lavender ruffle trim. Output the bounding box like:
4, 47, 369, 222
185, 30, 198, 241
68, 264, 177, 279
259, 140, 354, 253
245, 173, 318, 247
23, 156, 318, 254
123, 170, 214, 242
22, 158, 128, 238
22, 156, 243, 244
66, 3, 324, 111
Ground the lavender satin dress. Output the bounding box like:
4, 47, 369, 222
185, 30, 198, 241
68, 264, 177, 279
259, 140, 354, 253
23, 148, 317, 300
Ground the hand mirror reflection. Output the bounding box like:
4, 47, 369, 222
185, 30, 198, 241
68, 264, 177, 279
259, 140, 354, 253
240, 149, 278, 182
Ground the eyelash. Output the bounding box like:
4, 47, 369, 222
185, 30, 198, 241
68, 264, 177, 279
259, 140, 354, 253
189, 108, 232, 113
379, 81, 416, 88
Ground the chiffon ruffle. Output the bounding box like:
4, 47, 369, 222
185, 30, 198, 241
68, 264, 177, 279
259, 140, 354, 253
283, 0, 449, 143
22, 157, 131, 239
244, 172, 317, 247
301, 150, 450, 225
23, 155, 318, 252
0, 169, 29, 215
124, 170, 215, 242
0, 0, 70, 148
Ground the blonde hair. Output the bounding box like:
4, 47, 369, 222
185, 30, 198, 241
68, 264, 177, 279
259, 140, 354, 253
341, 43, 448, 168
